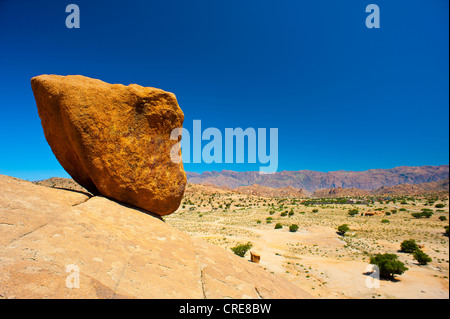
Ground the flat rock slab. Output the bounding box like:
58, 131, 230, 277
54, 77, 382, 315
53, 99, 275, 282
0, 175, 311, 299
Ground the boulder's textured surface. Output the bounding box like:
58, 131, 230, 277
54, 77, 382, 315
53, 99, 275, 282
0, 175, 312, 299
31, 74, 186, 216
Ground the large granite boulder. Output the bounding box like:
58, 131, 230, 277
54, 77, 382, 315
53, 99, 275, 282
31, 75, 186, 216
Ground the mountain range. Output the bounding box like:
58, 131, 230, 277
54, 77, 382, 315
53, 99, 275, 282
186, 165, 450, 193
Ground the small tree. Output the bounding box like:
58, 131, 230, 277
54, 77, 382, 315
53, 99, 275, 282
231, 242, 253, 257
400, 239, 419, 253
413, 249, 432, 265
289, 224, 299, 232
337, 224, 350, 236
370, 253, 408, 280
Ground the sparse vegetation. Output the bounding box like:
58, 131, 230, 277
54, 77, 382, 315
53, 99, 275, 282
166, 183, 449, 298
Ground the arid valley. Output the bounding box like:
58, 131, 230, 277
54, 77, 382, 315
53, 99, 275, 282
165, 182, 449, 299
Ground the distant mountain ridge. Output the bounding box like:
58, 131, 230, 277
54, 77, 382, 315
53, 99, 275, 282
186, 165, 449, 193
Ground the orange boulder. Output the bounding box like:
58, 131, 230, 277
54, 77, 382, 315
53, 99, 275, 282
31, 74, 186, 216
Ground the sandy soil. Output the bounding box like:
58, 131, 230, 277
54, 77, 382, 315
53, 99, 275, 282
166, 191, 449, 299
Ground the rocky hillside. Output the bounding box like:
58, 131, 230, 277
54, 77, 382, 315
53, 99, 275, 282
371, 178, 449, 196
186, 165, 449, 192
0, 174, 311, 299
234, 184, 311, 198
312, 187, 371, 198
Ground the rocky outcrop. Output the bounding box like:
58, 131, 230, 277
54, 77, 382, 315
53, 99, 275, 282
0, 174, 311, 299
31, 74, 186, 216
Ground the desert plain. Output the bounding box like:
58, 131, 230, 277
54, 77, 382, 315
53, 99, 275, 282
166, 184, 449, 299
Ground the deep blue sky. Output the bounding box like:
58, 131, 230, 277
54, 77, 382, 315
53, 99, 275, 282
0, 0, 448, 180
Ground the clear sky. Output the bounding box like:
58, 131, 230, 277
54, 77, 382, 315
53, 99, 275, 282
0, 0, 448, 180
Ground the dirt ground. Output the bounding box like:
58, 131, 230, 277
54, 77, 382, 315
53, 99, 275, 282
165, 190, 449, 299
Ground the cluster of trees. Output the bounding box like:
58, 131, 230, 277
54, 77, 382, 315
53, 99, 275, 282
400, 239, 432, 265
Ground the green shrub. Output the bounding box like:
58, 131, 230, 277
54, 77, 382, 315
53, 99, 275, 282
274, 223, 283, 229
370, 253, 408, 279
435, 203, 446, 208
412, 212, 433, 219
381, 219, 390, 224
348, 209, 359, 217
312, 209, 319, 213
266, 217, 273, 224
413, 249, 432, 265
411, 212, 422, 219
337, 224, 350, 236
231, 242, 253, 257
289, 224, 299, 232
438, 216, 447, 221
400, 239, 419, 253
445, 226, 449, 237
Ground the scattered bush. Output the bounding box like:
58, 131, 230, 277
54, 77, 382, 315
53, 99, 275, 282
312, 209, 319, 213
348, 209, 359, 217
289, 224, 299, 232
231, 242, 253, 257
439, 216, 447, 221
381, 219, 390, 224
435, 203, 446, 208
274, 223, 283, 229
370, 253, 408, 279
400, 239, 419, 253
413, 249, 432, 265
412, 212, 433, 219
337, 224, 350, 236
